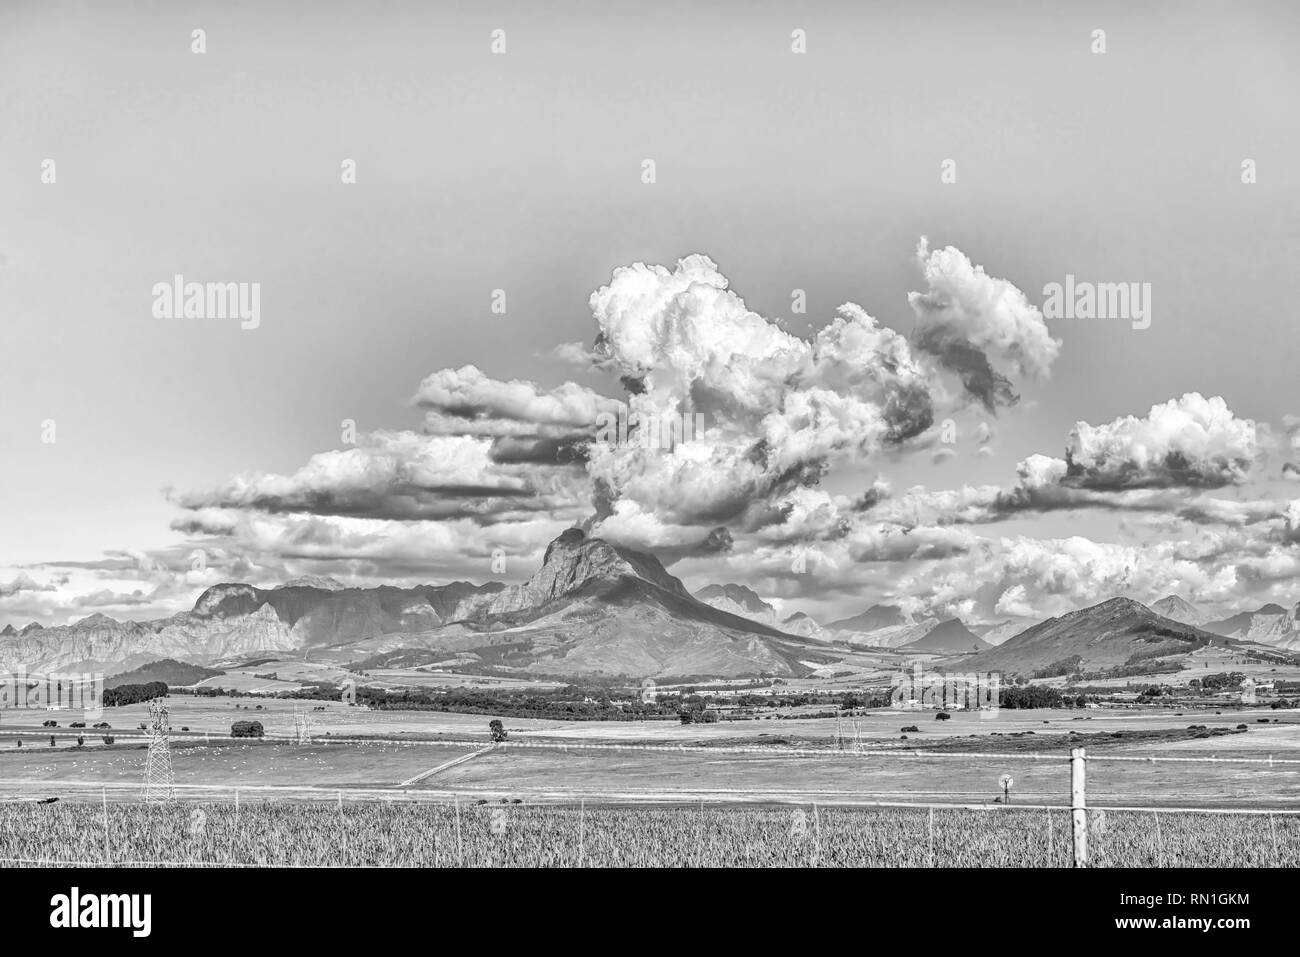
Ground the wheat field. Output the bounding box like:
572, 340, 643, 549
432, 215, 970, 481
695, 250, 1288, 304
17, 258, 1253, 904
1, 801, 1295, 868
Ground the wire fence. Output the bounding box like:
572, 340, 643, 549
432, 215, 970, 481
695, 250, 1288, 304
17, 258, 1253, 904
1, 789, 1296, 869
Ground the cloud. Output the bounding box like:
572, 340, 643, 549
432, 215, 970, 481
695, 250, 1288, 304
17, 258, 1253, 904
1063, 393, 1257, 490
414, 364, 619, 434
170, 431, 589, 523
0, 574, 58, 599
908, 238, 1061, 411
147, 246, 1300, 627
167, 242, 1059, 565
581, 253, 942, 547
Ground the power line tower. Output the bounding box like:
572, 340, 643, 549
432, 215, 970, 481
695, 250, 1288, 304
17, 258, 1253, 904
143, 699, 175, 804
293, 704, 313, 745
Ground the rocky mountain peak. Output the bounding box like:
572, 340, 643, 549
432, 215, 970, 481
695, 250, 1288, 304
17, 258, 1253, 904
695, 583, 773, 614
281, 575, 346, 591
476, 529, 691, 619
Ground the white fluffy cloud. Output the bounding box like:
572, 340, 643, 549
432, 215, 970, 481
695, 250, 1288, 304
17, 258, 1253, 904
908, 238, 1061, 410
141, 247, 1300, 631
414, 364, 618, 434
583, 253, 952, 545
1064, 392, 1257, 489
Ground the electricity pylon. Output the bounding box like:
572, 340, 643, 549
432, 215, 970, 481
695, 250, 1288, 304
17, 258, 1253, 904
294, 704, 313, 745
143, 699, 175, 804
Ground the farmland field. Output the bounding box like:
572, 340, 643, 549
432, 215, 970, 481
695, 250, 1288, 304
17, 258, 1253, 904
1, 695, 1296, 867
1, 801, 1295, 868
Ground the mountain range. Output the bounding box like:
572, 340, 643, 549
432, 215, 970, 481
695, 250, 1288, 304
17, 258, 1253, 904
0, 529, 828, 680
4, 538, 1297, 681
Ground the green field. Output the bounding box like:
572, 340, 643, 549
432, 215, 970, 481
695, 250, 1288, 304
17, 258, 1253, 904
1, 802, 1295, 867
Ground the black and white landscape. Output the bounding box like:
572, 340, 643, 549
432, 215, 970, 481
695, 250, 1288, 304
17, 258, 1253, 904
1, 1, 1298, 889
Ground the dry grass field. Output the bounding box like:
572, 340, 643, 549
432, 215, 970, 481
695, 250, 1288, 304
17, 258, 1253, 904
0, 694, 1295, 867
1, 801, 1295, 868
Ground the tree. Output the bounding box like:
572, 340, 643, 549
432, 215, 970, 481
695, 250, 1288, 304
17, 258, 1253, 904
935, 712, 951, 721
841, 693, 862, 711
489, 719, 507, 742
230, 720, 265, 738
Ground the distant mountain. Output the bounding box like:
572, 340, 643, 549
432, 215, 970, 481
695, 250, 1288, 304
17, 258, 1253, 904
694, 583, 779, 626
961, 597, 1232, 674
0, 579, 506, 676
1204, 602, 1300, 651
901, 618, 992, 654
827, 604, 908, 632
0, 624, 16, 638
436, 529, 821, 677
841, 618, 939, 649
780, 612, 828, 641
1150, 595, 1208, 625
970, 619, 1036, 647
19, 622, 43, 635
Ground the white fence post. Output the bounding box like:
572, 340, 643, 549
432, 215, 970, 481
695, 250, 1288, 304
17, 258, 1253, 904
1071, 747, 1088, 867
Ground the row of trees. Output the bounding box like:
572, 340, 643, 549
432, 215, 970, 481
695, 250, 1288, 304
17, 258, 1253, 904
102, 681, 167, 708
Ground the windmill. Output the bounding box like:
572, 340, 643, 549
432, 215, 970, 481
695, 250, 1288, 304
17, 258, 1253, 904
142, 699, 175, 804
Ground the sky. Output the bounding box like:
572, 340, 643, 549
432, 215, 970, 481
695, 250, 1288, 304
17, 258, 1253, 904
2, 0, 1299, 629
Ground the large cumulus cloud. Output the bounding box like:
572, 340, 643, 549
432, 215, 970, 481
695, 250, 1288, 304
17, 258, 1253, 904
1062, 392, 1257, 490
908, 239, 1061, 411
581, 248, 1051, 547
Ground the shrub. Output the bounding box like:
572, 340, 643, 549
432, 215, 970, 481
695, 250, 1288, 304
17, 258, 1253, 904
935, 712, 951, 721
901, 725, 919, 733
102, 736, 114, 745
489, 719, 508, 742
230, 720, 265, 738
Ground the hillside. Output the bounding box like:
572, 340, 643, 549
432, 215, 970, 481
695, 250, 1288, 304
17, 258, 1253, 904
959, 598, 1232, 674
104, 658, 226, 689
424, 528, 822, 677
